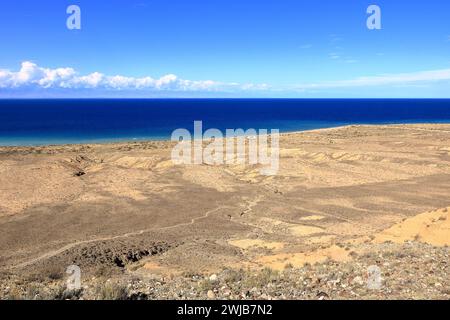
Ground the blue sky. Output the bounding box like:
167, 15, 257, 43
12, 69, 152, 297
0, 0, 449, 97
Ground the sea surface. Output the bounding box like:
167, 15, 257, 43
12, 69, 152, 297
0, 99, 450, 146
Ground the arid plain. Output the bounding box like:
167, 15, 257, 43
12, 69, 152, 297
0, 124, 449, 299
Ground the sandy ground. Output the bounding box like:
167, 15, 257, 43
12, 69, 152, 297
0, 124, 449, 299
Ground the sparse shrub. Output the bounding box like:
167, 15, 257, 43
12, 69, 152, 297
284, 263, 294, 270
24, 283, 41, 300
181, 270, 202, 279
96, 281, 129, 300
32, 264, 64, 281
244, 267, 279, 288
25, 272, 46, 283
94, 265, 115, 278
198, 279, 215, 292
222, 268, 243, 285
4, 287, 24, 300
47, 270, 63, 281
52, 284, 83, 300
128, 261, 145, 272
349, 251, 358, 258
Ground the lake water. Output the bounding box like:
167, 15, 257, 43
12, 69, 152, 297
1, 99, 450, 146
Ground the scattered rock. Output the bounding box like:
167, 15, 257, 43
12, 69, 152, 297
352, 276, 364, 286
209, 274, 218, 282
207, 290, 216, 299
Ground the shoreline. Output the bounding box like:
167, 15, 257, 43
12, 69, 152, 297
2, 122, 450, 149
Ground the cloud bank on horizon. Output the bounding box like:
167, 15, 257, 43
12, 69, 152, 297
1, 61, 450, 98
0, 61, 270, 93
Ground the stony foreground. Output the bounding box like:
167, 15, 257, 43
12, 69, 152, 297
1, 242, 448, 300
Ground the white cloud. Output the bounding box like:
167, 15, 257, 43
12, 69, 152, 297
295, 68, 450, 90
1, 61, 449, 96
329, 53, 340, 60
38, 67, 76, 88
0, 70, 11, 83
71, 72, 105, 88
0, 61, 268, 92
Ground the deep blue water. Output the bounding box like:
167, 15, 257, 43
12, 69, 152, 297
1, 99, 450, 146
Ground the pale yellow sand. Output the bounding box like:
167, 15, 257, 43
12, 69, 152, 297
374, 207, 450, 246
255, 245, 351, 270
228, 239, 285, 251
